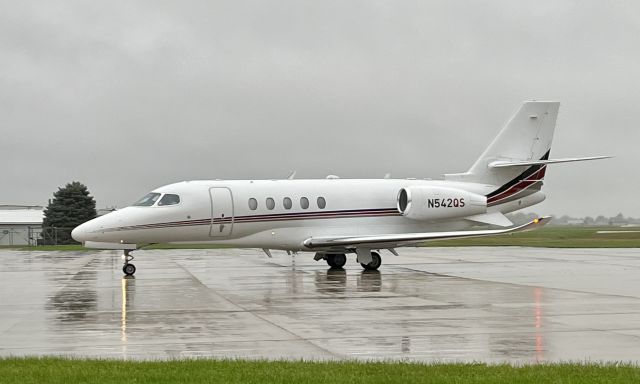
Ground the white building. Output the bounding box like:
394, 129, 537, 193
0, 205, 44, 246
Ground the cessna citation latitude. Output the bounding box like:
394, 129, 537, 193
72, 101, 608, 276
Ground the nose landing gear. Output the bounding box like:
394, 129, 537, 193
122, 250, 136, 276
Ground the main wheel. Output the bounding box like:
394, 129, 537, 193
123, 263, 136, 276
326, 255, 336, 267
360, 251, 382, 271
326, 253, 347, 268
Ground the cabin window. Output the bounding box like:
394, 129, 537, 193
300, 197, 309, 209
266, 197, 275, 210
158, 194, 180, 206
248, 198, 258, 210
317, 196, 326, 209
133, 192, 161, 207
283, 197, 292, 210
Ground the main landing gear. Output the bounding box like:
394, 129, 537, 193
122, 250, 136, 276
316, 251, 382, 271
325, 253, 347, 268
360, 251, 382, 271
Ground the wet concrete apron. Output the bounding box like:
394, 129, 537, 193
1, 247, 640, 362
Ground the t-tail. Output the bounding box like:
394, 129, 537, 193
446, 101, 610, 209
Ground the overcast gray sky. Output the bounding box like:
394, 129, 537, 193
1, 0, 638, 217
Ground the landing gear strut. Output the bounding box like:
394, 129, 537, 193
326, 253, 347, 269
360, 251, 382, 271
122, 250, 136, 276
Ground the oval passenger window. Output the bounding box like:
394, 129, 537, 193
248, 198, 258, 210
266, 197, 275, 210
300, 197, 309, 209
283, 197, 292, 210
317, 197, 326, 209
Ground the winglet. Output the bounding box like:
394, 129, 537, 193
520, 216, 552, 231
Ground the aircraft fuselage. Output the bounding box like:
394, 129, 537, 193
72, 178, 544, 251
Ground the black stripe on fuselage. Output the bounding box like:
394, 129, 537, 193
486, 149, 550, 203
102, 207, 400, 233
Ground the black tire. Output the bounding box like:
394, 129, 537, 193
332, 254, 347, 268
326, 253, 347, 269
360, 251, 382, 271
326, 255, 337, 268
123, 263, 136, 276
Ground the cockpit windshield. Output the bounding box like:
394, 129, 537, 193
133, 192, 161, 207
158, 194, 180, 206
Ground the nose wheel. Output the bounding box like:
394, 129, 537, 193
122, 250, 136, 276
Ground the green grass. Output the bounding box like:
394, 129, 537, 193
0, 244, 87, 251
0, 244, 228, 251
1, 227, 639, 251
423, 227, 640, 248
0, 358, 639, 384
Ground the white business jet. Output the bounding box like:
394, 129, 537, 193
72, 101, 608, 276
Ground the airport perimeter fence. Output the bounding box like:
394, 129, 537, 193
0, 226, 42, 246
38, 227, 77, 245
0, 226, 89, 246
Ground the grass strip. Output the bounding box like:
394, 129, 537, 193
0, 245, 88, 251
423, 227, 640, 248
1, 358, 640, 384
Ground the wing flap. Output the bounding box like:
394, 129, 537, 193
465, 212, 513, 227
303, 217, 551, 249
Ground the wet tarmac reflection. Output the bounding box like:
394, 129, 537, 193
121, 276, 135, 342
2, 248, 640, 362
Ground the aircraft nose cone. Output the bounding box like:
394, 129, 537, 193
71, 222, 90, 243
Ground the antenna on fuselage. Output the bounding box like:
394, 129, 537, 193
286, 170, 296, 180
384, 173, 391, 179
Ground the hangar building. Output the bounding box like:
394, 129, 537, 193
0, 205, 44, 246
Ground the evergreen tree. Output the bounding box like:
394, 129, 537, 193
43, 181, 97, 244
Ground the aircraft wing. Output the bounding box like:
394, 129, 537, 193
302, 216, 551, 249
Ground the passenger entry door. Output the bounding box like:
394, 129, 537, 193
209, 187, 234, 237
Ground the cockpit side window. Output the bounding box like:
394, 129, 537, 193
133, 192, 161, 207
158, 194, 181, 206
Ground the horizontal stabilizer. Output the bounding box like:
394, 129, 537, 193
489, 156, 611, 168
465, 212, 513, 227
83, 241, 137, 250
303, 217, 551, 249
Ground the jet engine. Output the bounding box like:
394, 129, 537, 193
397, 186, 487, 221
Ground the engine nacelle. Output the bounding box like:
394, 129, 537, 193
397, 186, 487, 221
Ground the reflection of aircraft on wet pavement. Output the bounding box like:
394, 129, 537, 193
72, 101, 609, 276
314, 269, 382, 294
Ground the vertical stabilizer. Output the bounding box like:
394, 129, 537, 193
446, 101, 560, 187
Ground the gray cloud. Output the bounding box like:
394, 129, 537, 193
1, 0, 637, 216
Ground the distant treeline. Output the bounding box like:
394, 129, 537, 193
507, 212, 640, 227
